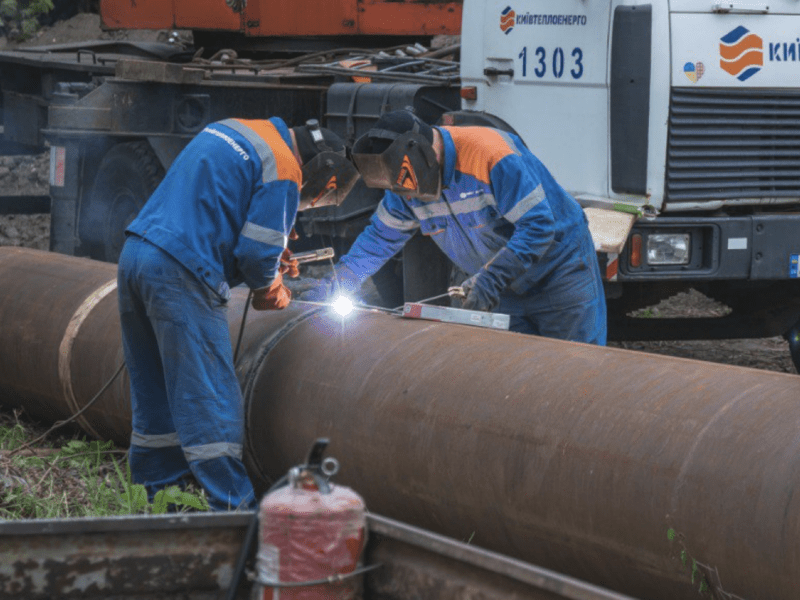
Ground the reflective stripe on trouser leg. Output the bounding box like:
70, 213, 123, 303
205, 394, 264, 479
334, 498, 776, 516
182, 441, 255, 511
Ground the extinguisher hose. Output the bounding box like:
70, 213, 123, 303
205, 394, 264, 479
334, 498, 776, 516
224, 509, 258, 600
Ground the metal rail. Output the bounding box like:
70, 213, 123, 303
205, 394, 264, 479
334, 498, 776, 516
366, 515, 639, 600
0, 40, 459, 85
0, 512, 638, 600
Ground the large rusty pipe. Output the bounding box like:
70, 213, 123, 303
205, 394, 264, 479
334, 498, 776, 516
1, 247, 799, 600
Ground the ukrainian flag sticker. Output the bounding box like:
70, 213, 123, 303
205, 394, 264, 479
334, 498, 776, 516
684, 62, 704, 83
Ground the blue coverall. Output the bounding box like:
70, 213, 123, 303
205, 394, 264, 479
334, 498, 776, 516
117, 117, 301, 510
338, 126, 607, 344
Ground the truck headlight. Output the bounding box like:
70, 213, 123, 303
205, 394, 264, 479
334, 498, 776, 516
646, 234, 690, 265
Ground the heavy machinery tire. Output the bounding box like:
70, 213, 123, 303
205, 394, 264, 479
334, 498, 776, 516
81, 141, 164, 263
783, 319, 800, 373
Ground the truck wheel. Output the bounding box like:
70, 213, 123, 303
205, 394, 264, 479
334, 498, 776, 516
784, 320, 800, 373
81, 141, 164, 263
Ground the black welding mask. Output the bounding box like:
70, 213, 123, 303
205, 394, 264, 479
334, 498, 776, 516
351, 111, 441, 201
293, 120, 359, 208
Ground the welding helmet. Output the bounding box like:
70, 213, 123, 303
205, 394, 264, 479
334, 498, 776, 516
292, 120, 359, 208
351, 110, 441, 202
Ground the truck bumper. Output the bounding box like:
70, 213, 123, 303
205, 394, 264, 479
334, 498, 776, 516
616, 214, 800, 281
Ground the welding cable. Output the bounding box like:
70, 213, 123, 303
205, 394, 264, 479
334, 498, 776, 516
6, 360, 126, 458
233, 289, 253, 364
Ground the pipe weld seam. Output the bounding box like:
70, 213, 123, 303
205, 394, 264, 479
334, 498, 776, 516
242, 307, 324, 478
58, 278, 118, 439
241, 307, 326, 404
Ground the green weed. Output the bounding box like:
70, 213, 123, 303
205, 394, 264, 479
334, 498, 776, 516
0, 417, 209, 519
666, 528, 712, 597
0, 0, 54, 40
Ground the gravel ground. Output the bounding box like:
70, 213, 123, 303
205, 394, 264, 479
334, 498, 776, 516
611, 290, 795, 374
0, 153, 50, 250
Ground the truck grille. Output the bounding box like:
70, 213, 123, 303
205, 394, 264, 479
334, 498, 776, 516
665, 88, 800, 205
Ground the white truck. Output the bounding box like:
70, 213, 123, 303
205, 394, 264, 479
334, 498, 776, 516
448, 0, 800, 365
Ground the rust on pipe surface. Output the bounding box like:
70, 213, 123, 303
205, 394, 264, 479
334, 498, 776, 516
0, 247, 129, 443
1, 247, 799, 600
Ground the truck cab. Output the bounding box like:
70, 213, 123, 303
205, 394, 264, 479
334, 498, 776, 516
456, 0, 800, 347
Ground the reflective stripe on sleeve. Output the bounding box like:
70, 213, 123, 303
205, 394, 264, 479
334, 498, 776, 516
411, 193, 496, 221
219, 118, 279, 183
504, 184, 546, 223
241, 221, 287, 247
130, 431, 181, 449
183, 442, 244, 463
498, 130, 522, 155
376, 203, 418, 232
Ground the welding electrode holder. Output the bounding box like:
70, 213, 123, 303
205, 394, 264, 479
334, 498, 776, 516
292, 247, 335, 264
233, 247, 335, 362
447, 286, 466, 300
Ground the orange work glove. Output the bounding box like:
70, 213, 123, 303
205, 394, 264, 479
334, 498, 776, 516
251, 273, 291, 310
279, 248, 300, 278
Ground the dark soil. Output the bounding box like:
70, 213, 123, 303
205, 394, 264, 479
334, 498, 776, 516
610, 290, 795, 374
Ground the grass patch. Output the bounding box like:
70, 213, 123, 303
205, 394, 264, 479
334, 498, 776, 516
0, 409, 209, 519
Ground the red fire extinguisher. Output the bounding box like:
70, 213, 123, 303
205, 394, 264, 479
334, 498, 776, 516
253, 439, 368, 600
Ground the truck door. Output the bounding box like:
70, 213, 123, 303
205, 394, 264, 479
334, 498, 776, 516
460, 0, 612, 196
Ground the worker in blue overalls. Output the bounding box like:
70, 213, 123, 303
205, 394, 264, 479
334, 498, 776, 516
304, 109, 606, 345
117, 117, 358, 510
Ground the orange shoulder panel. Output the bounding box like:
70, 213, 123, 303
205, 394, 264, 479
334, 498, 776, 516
443, 127, 516, 185
232, 119, 302, 185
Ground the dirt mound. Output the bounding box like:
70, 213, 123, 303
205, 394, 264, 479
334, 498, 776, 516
0, 12, 174, 50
